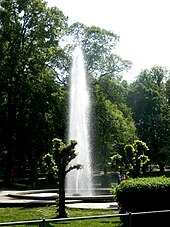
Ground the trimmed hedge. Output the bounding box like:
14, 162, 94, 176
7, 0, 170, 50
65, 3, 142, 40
114, 176, 170, 227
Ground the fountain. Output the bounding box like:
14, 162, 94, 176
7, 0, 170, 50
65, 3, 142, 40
66, 46, 93, 196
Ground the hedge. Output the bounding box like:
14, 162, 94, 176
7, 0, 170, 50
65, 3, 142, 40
114, 176, 170, 227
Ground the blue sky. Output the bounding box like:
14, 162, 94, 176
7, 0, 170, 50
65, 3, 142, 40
47, 0, 170, 82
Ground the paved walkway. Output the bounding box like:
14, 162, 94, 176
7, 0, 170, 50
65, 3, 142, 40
0, 190, 118, 209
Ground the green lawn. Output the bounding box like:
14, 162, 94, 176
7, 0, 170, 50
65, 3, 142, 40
0, 206, 121, 226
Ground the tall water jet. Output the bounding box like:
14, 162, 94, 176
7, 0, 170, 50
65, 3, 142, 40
66, 46, 93, 196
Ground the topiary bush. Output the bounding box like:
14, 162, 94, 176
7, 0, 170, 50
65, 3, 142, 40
114, 176, 170, 227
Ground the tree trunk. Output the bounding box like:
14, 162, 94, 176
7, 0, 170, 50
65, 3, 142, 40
58, 162, 67, 218
30, 156, 38, 189
4, 88, 16, 186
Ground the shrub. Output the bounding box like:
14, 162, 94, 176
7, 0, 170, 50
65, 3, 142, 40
114, 176, 170, 227
42, 153, 57, 180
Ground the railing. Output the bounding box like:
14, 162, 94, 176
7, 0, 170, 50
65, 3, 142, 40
0, 209, 170, 227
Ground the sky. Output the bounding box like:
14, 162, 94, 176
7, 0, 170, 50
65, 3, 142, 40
47, 0, 170, 82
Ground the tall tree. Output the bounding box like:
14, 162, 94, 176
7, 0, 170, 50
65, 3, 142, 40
0, 0, 67, 184
91, 76, 136, 172
61, 22, 131, 81
127, 66, 170, 171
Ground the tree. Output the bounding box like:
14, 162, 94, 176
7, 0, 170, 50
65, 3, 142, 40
0, 0, 68, 184
111, 140, 150, 178
62, 22, 131, 81
91, 76, 137, 172
126, 66, 170, 172
52, 138, 81, 218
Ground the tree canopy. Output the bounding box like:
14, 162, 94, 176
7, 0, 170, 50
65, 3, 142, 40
61, 22, 131, 81
0, 0, 68, 184
126, 66, 170, 171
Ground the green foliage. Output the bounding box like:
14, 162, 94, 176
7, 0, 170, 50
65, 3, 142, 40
63, 22, 131, 80
127, 66, 170, 171
111, 140, 149, 178
115, 176, 170, 227
0, 0, 68, 183
52, 138, 82, 175
91, 75, 136, 172
42, 153, 57, 179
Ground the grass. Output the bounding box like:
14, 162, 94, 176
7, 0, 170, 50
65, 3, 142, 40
0, 206, 121, 227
